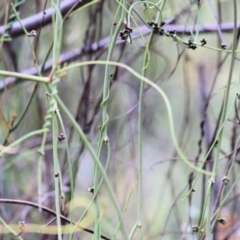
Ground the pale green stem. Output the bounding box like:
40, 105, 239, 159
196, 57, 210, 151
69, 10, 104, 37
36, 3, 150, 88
52, 110, 62, 240
55, 95, 129, 239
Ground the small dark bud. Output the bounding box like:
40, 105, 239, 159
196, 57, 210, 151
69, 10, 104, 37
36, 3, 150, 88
125, 26, 133, 33
201, 38, 207, 46
218, 218, 227, 225
190, 44, 197, 50
222, 176, 229, 185
119, 24, 132, 41
159, 29, 165, 35
147, 21, 153, 27
160, 21, 166, 27
192, 226, 199, 233
221, 43, 227, 50
188, 38, 194, 44
169, 29, 176, 35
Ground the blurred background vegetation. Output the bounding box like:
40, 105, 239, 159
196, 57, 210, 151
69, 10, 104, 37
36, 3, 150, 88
0, 0, 240, 239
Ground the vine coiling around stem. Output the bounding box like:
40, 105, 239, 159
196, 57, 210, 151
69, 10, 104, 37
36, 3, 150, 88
42, 78, 60, 132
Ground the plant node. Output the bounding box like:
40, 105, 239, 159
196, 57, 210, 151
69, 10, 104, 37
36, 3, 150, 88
37, 149, 45, 156
88, 187, 94, 194
187, 38, 197, 50
119, 23, 133, 42
169, 29, 176, 36
221, 176, 229, 185
208, 177, 215, 184
103, 137, 109, 143
201, 38, 207, 46
58, 133, 65, 141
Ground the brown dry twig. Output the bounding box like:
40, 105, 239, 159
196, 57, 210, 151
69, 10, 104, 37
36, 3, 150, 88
0, 198, 110, 240
0, 0, 92, 38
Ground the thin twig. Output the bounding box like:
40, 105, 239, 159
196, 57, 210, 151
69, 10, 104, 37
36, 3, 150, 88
0, 198, 110, 240
0, 0, 91, 38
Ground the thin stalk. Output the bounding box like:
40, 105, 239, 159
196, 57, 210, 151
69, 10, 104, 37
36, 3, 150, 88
127, 1, 162, 29
0, 216, 24, 240
73, 143, 111, 234
200, 1, 237, 238
50, 0, 63, 68
52, 110, 62, 240
210, 133, 240, 231
209, 64, 240, 233
38, 131, 47, 209
183, 94, 238, 199
0, 198, 110, 239
211, 0, 237, 180
55, 110, 74, 240
11, 3, 41, 75
0, 70, 49, 82
0, 3, 10, 51
57, 60, 213, 176
196, 183, 213, 239
55, 95, 129, 239
94, 1, 126, 238
3, 83, 38, 145
46, 2, 63, 239
130, 1, 164, 238
114, 182, 137, 239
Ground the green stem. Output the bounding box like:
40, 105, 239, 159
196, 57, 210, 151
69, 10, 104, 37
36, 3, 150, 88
0, 70, 49, 83
57, 60, 213, 176
211, 0, 237, 180
52, 109, 62, 240
93, 1, 127, 238
55, 95, 129, 239
0, 129, 47, 157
